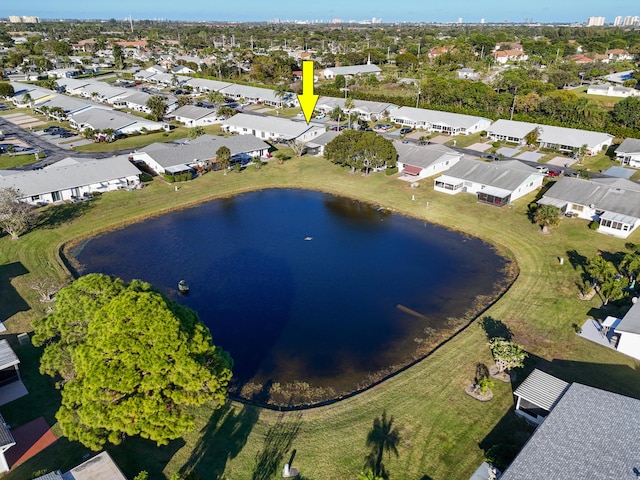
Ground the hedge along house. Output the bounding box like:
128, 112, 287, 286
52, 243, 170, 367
538, 177, 640, 238
389, 106, 491, 135
0, 156, 141, 206
433, 159, 544, 206
395, 142, 463, 180
131, 134, 271, 175
487, 119, 614, 155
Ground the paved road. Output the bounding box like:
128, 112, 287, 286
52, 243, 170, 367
0, 115, 135, 169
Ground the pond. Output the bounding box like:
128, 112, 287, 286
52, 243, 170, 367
70, 189, 512, 406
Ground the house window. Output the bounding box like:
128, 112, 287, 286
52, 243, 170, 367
31, 195, 40, 201
52, 191, 61, 202
570, 204, 584, 212
600, 218, 624, 231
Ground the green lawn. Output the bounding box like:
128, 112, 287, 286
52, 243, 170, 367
74, 128, 192, 152
1, 158, 639, 480
573, 86, 621, 109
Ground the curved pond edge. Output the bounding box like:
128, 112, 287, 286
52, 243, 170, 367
58, 185, 520, 410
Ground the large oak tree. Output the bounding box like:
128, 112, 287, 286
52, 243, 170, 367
33, 274, 233, 450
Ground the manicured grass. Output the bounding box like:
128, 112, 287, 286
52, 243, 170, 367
443, 132, 486, 148
570, 153, 618, 173
0, 153, 40, 168
74, 128, 192, 152
573, 86, 621, 109
1, 157, 640, 479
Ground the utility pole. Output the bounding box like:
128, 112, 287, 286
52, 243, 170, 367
510, 87, 518, 121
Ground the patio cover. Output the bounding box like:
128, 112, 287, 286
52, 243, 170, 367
600, 211, 639, 226
478, 185, 512, 199
0, 340, 19, 371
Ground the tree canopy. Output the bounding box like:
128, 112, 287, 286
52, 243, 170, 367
0, 187, 37, 240
32, 274, 233, 450
489, 339, 527, 374
145, 95, 167, 121
324, 130, 397, 174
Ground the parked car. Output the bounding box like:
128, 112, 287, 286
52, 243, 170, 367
548, 169, 561, 177
315, 112, 326, 119
59, 131, 75, 138
536, 166, 549, 175
399, 127, 413, 135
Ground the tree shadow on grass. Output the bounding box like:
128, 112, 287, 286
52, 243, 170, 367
179, 401, 260, 480
36, 201, 95, 230
364, 411, 401, 480
252, 412, 302, 480
480, 316, 512, 341
0, 262, 30, 321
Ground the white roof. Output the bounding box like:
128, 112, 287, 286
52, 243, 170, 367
0, 339, 19, 370
324, 64, 381, 76
0, 156, 140, 198
62, 451, 127, 480
222, 113, 323, 140
391, 106, 490, 130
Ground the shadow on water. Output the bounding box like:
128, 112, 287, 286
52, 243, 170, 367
251, 412, 302, 480
0, 262, 30, 320
37, 200, 95, 229
364, 411, 401, 480
480, 316, 512, 341
324, 196, 391, 225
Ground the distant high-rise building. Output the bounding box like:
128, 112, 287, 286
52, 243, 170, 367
586, 16, 605, 26
614, 16, 623, 26
8, 15, 39, 23
622, 15, 639, 26
480, 18, 485, 24
457, 17, 462, 24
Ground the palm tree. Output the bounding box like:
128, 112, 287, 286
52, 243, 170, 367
273, 84, 289, 109
365, 412, 400, 479
533, 204, 561, 234
22, 93, 33, 110
586, 255, 616, 292
207, 90, 225, 106
344, 96, 356, 129
358, 470, 383, 480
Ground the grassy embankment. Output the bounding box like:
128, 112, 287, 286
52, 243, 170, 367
1, 156, 639, 480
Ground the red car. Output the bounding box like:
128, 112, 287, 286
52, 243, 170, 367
548, 170, 561, 177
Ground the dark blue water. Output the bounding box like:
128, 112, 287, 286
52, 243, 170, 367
71, 189, 509, 404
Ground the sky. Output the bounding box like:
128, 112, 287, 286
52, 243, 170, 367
3, 0, 638, 24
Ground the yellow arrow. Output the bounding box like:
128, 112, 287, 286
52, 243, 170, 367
297, 60, 318, 124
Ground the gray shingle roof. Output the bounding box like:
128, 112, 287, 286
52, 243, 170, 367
438, 158, 540, 191
305, 130, 340, 148
501, 383, 640, 480
0, 414, 15, 448
513, 369, 569, 411
0, 339, 20, 370
395, 142, 461, 169
616, 299, 640, 335
0, 156, 141, 197
541, 177, 640, 220
70, 107, 162, 132
171, 105, 218, 121
183, 78, 232, 91
616, 138, 640, 155
316, 97, 397, 115
62, 451, 127, 480
140, 135, 270, 169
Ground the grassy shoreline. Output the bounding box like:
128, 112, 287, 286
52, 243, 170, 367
2, 157, 640, 479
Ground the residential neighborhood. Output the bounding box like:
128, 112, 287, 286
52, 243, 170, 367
1, 11, 640, 480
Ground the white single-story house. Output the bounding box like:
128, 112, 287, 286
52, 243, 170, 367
512, 368, 570, 426
322, 64, 381, 79
433, 159, 544, 206
0, 156, 141, 205
614, 300, 640, 361
502, 381, 640, 480
132, 134, 271, 174
9, 82, 57, 107
457, 68, 480, 80
219, 84, 292, 108
614, 138, 640, 168
69, 107, 166, 135
221, 113, 325, 143
183, 77, 232, 93
395, 142, 463, 180
315, 97, 398, 121
487, 119, 614, 155
538, 176, 640, 238
0, 413, 16, 473
305, 130, 341, 156
169, 105, 221, 127
390, 106, 491, 136
587, 82, 640, 98
113, 91, 178, 115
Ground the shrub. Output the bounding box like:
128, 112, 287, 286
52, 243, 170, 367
385, 166, 398, 175
492, 141, 501, 148
484, 444, 520, 471
477, 376, 494, 395
589, 220, 600, 230
139, 173, 153, 182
